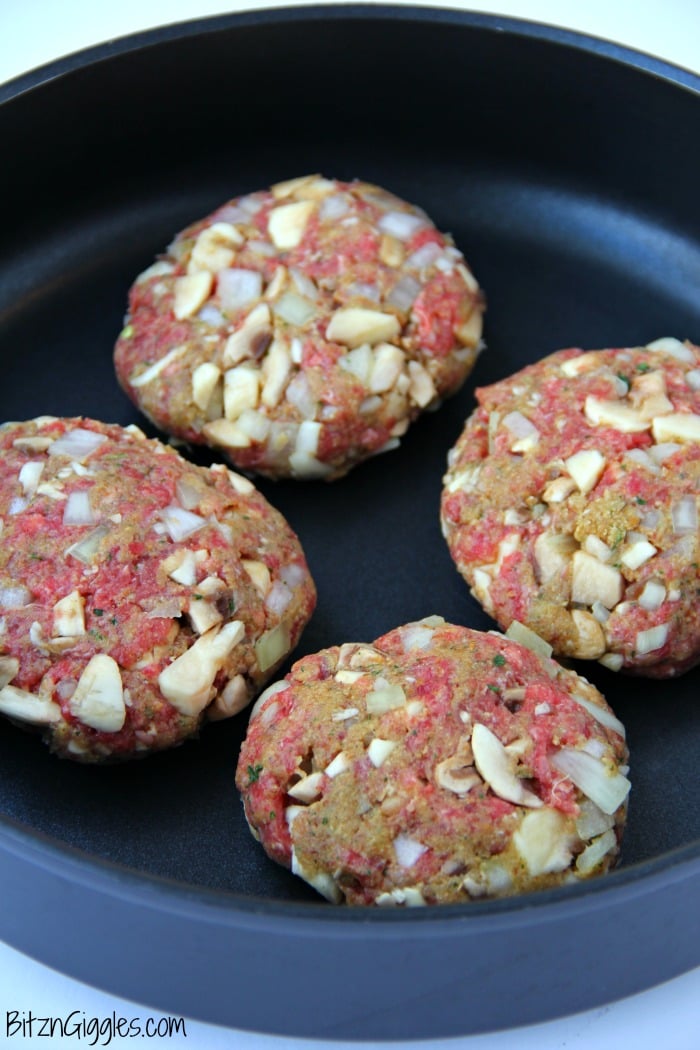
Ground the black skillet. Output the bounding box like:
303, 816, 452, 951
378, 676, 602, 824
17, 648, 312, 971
0, 5, 699, 1040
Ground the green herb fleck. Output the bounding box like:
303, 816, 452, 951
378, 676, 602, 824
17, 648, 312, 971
487, 683, 500, 693
636, 362, 651, 373
193, 593, 203, 600
635, 497, 647, 505
247, 763, 263, 784
268, 810, 276, 822
121, 324, 134, 339
93, 608, 104, 617
322, 817, 329, 825
493, 653, 507, 667
616, 372, 630, 387
110, 616, 118, 626
228, 598, 236, 613
611, 528, 626, 549
89, 629, 106, 642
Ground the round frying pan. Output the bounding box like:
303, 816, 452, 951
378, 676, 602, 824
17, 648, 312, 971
0, 5, 699, 1040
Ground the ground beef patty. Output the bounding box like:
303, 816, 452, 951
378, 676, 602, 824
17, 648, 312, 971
236, 617, 629, 906
0, 417, 316, 761
441, 338, 700, 677
114, 175, 484, 480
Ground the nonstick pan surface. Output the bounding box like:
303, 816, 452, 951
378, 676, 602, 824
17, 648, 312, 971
0, 5, 699, 1040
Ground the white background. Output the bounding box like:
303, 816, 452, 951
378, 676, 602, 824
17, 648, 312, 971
1, 1, 699, 1048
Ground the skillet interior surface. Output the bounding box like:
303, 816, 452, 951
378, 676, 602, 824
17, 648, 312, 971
0, 5, 699, 1037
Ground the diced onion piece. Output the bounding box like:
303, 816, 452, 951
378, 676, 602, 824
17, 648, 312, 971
289, 267, 319, 300
8, 496, 28, 515
638, 580, 666, 611
652, 412, 700, 443
265, 580, 293, 616
159, 505, 206, 543
295, 420, 322, 456
367, 738, 397, 767
576, 829, 618, 874
288, 771, 324, 803
272, 290, 316, 326
565, 449, 606, 493
18, 460, 44, 497
0, 585, 32, 608
571, 551, 623, 609
646, 336, 695, 362
635, 623, 670, 655
624, 447, 659, 474
393, 833, 427, 868
286, 373, 317, 418
366, 680, 406, 714
217, 268, 262, 312
505, 620, 553, 661
289, 451, 334, 479
174, 477, 203, 512
620, 539, 657, 570
583, 535, 612, 562
338, 344, 373, 385
377, 211, 428, 241
386, 274, 421, 311
532, 532, 574, 584
254, 622, 291, 672
399, 624, 436, 652
318, 194, 350, 221
406, 242, 442, 270
324, 751, 351, 778
62, 489, 96, 526
571, 693, 626, 738
332, 707, 359, 721
551, 748, 630, 815
49, 428, 108, 461
146, 598, 183, 620
335, 669, 364, 685
649, 441, 682, 464
685, 368, 700, 391
672, 496, 698, 534
575, 799, 615, 840
502, 411, 539, 452
65, 524, 109, 565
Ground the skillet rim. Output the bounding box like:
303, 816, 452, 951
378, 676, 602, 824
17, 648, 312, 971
0, 0, 698, 977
